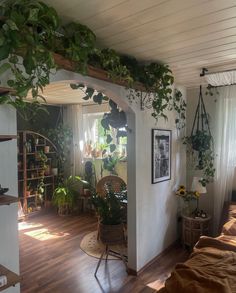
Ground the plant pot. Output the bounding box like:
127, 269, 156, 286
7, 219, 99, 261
44, 146, 50, 153
44, 165, 51, 176
83, 188, 91, 197
52, 168, 58, 176
99, 223, 124, 245
58, 204, 71, 216
38, 170, 44, 177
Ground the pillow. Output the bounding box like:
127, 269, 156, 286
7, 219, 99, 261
222, 218, 236, 236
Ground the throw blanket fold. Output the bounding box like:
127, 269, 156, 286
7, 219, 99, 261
158, 236, 236, 293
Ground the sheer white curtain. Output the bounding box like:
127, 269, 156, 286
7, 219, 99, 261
83, 112, 104, 146
63, 104, 84, 176
213, 85, 236, 234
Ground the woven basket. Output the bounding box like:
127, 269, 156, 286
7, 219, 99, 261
99, 223, 124, 245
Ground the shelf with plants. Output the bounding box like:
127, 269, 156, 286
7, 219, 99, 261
0, 264, 21, 292
0, 195, 18, 206
0, 135, 17, 142
17, 131, 59, 216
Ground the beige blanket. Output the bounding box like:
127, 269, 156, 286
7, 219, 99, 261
158, 236, 236, 293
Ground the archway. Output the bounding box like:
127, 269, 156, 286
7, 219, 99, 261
49, 69, 137, 271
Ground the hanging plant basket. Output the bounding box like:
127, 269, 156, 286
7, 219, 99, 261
191, 130, 212, 152
183, 85, 215, 185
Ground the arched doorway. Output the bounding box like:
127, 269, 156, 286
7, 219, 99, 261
49, 69, 137, 271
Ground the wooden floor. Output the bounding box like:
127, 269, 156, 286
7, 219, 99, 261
19, 212, 189, 293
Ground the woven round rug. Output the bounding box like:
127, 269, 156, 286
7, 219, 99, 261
80, 231, 127, 260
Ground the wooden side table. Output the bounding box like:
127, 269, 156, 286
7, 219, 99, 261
182, 215, 211, 248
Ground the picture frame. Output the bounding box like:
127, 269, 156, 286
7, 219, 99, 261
152, 129, 171, 184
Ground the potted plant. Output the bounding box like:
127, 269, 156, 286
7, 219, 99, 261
50, 156, 58, 176
26, 183, 31, 197
53, 176, 87, 216
92, 191, 125, 244
102, 155, 120, 175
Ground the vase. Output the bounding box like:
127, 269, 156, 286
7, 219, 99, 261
183, 201, 192, 216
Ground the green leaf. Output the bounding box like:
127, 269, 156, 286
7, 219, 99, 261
86, 87, 94, 97
93, 94, 98, 103
70, 83, 79, 90
9, 55, 18, 64
7, 80, 15, 87
0, 63, 11, 75
97, 92, 103, 104
23, 52, 36, 75
82, 95, 90, 101
0, 33, 5, 46
6, 19, 19, 31
101, 118, 110, 130
0, 95, 10, 104
110, 144, 116, 153
28, 8, 40, 22
109, 99, 117, 109
0, 45, 10, 61
106, 134, 113, 144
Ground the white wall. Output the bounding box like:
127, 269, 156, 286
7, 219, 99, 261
51, 70, 186, 271
0, 105, 19, 293
135, 86, 186, 269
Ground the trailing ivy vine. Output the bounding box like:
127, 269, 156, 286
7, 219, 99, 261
0, 0, 186, 127
70, 83, 127, 153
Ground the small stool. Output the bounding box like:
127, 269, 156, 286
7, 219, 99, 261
94, 224, 127, 277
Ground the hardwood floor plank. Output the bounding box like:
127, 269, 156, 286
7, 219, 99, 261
19, 212, 188, 293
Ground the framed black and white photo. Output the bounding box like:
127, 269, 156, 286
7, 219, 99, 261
152, 129, 171, 184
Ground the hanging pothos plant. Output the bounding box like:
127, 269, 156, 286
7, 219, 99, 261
0, 0, 186, 128
183, 87, 215, 186
70, 83, 127, 153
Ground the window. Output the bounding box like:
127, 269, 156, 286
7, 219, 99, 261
82, 112, 127, 158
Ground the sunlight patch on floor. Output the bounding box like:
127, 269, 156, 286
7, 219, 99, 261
18, 222, 43, 231
24, 228, 70, 241
147, 279, 165, 290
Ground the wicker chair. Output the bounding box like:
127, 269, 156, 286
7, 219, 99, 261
94, 175, 128, 276
95, 175, 127, 240
96, 175, 126, 197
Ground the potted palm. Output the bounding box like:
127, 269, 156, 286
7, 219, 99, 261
53, 176, 88, 215
92, 191, 125, 244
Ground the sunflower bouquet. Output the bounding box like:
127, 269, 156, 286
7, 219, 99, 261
176, 185, 200, 202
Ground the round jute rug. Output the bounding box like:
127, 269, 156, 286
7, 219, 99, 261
80, 231, 127, 260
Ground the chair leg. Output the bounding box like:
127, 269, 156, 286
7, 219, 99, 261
94, 248, 105, 277
97, 222, 100, 240
119, 247, 128, 272
105, 245, 109, 262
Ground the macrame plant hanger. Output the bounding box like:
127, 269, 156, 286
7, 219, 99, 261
190, 85, 212, 168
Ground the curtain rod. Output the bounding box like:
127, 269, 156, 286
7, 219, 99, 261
201, 67, 236, 76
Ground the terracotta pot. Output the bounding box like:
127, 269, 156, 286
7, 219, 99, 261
99, 223, 124, 245
44, 146, 50, 153
52, 168, 58, 176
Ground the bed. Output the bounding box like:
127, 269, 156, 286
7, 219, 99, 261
158, 204, 236, 293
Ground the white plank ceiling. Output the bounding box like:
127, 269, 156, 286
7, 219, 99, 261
42, 0, 236, 89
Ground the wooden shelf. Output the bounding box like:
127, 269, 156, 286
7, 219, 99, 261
20, 194, 37, 199
17, 131, 58, 215
26, 168, 44, 171
26, 152, 56, 155
0, 264, 21, 291
0, 135, 17, 142
27, 175, 54, 181
0, 195, 18, 206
